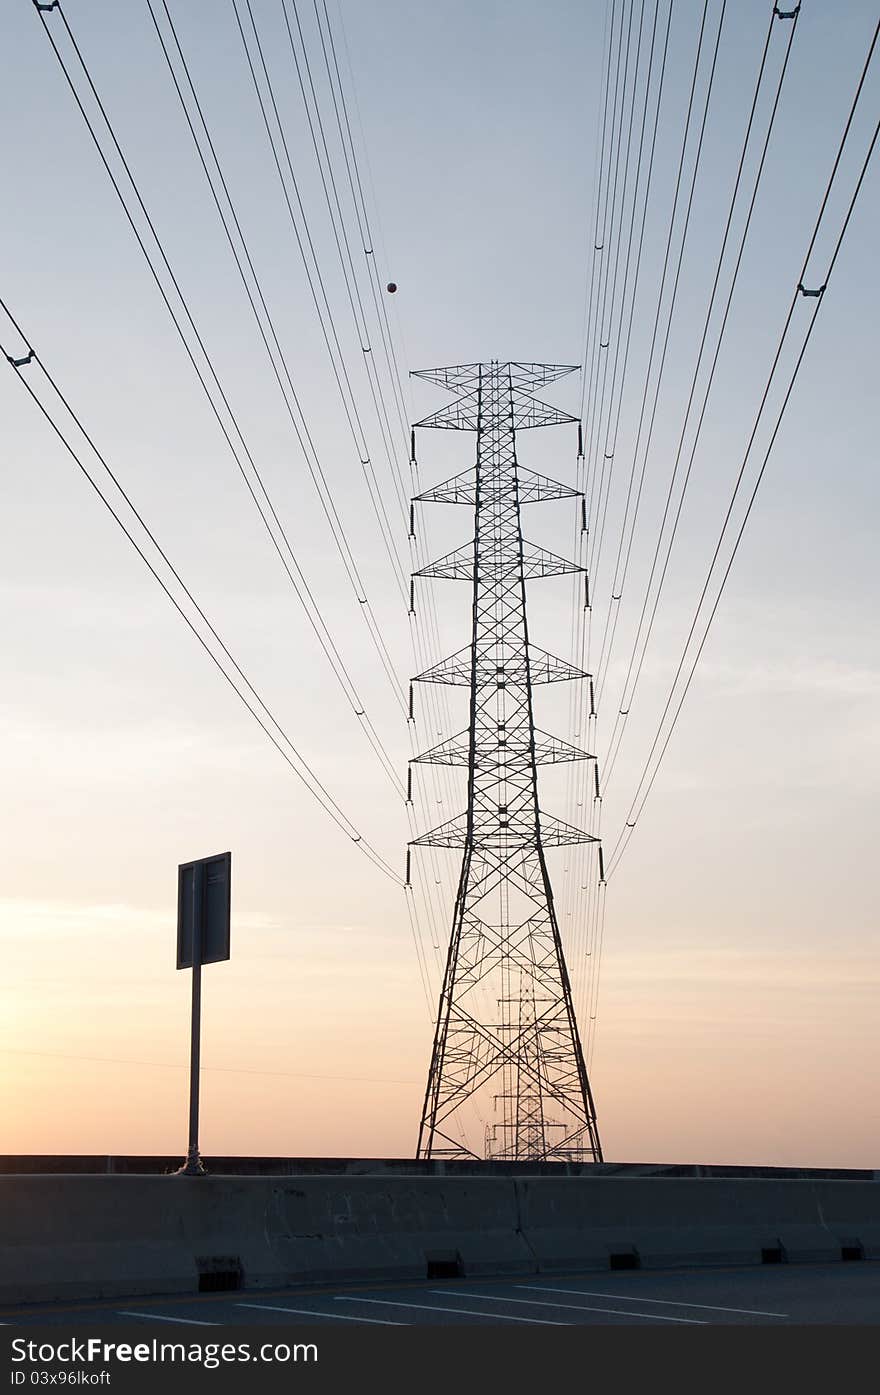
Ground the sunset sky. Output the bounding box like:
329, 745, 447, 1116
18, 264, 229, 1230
1, 0, 877, 1166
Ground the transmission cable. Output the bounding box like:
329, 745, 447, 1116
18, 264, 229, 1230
266, 0, 461, 982
278, 0, 463, 938
306, 0, 479, 934
565, 0, 663, 995
148, 1, 456, 943
36, 1, 408, 801
302, 0, 465, 804
151, 0, 451, 998
605, 37, 880, 878
228, 0, 458, 837
584, 0, 650, 587
598, 6, 799, 787
146, 1, 410, 719
231, 0, 410, 565
0, 300, 402, 885
568, 0, 711, 997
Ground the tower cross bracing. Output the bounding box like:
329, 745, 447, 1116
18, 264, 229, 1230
409, 360, 602, 1162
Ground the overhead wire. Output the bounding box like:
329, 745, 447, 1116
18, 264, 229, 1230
275, 0, 410, 545
563, 0, 672, 998
574, 0, 722, 1015
315, 0, 412, 448
229, 0, 454, 1008
225, 1, 463, 1064
232, 0, 454, 785
298, 0, 495, 1092
584, 0, 649, 588
36, 2, 407, 800
0, 1046, 420, 1088
278, 0, 462, 993
583, 0, 793, 1046
575, 0, 614, 423
561, 0, 629, 1008
566, 0, 682, 1011
598, 4, 799, 788
148, 1, 408, 712
566, 0, 658, 1011
147, 3, 451, 957
269, 0, 460, 944
34, 1, 448, 1010
145, 7, 447, 956
604, 16, 880, 879
0, 299, 402, 886
234, 0, 408, 544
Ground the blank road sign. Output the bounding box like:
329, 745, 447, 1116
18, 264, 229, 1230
177, 851, 231, 969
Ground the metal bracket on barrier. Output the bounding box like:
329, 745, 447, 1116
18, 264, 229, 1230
773, 5, 800, 18
798, 282, 826, 299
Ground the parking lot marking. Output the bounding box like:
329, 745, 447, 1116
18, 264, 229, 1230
335, 1296, 567, 1325
239, 1303, 403, 1325
117, 1312, 218, 1326
434, 1290, 703, 1324
519, 1286, 789, 1318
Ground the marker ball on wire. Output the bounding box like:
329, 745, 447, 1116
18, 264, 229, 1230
386, 281, 397, 293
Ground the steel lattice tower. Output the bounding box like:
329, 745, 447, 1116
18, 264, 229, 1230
408, 360, 603, 1162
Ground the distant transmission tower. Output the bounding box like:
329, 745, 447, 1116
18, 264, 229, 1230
408, 360, 603, 1162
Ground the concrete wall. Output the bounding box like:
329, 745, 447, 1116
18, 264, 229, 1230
2, 1173, 879, 1304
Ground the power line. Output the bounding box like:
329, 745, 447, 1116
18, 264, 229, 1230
265, 0, 463, 957
37, 0, 457, 1009
148, 2, 457, 962
305, 0, 477, 945
154, 0, 409, 724
605, 31, 880, 877
576, 0, 615, 427
230, 0, 412, 590
579, 0, 626, 426
1, 303, 402, 884
0, 1046, 419, 1087
36, 1, 407, 800
227, 0, 459, 837
566, 0, 670, 1006
275, 0, 410, 543
568, 0, 711, 1007
572, 0, 722, 1019
585, 0, 650, 585
598, 5, 799, 784
589, 0, 668, 587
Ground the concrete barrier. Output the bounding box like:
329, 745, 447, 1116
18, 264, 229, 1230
1, 1173, 878, 1304
0, 1175, 533, 1303
0, 1177, 196, 1303
269, 1175, 532, 1283
515, 1177, 880, 1271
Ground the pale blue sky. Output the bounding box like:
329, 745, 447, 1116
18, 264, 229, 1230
0, 1, 877, 1163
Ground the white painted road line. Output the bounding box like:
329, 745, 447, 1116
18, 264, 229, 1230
433, 1290, 703, 1325
239, 1303, 404, 1326
334, 1296, 567, 1325
518, 1286, 789, 1319
117, 1312, 218, 1326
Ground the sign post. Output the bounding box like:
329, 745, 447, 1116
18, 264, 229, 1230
176, 851, 231, 1177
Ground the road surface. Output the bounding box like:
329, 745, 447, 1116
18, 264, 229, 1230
3, 1262, 877, 1326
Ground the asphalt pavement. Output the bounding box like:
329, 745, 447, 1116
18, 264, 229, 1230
3, 1261, 878, 1326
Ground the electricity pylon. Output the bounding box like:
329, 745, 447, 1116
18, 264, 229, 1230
408, 360, 603, 1162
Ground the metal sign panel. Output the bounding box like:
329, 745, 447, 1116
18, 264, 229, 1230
177, 851, 231, 969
